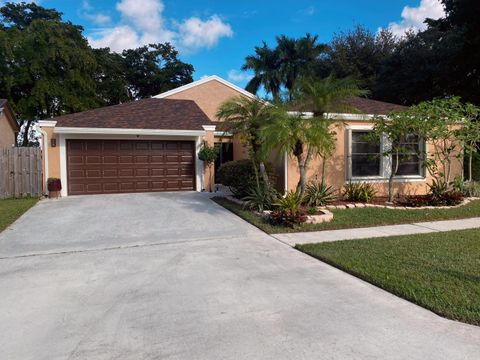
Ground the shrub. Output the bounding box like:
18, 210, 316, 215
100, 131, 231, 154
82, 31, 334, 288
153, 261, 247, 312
270, 209, 307, 228
462, 182, 480, 197
217, 160, 275, 197
428, 179, 449, 197
343, 182, 376, 203
402, 191, 463, 207
304, 181, 336, 206
270, 191, 307, 228
274, 191, 305, 213
242, 184, 277, 212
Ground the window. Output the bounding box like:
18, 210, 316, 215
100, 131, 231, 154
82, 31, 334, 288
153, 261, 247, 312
393, 134, 423, 177
351, 131, 381, 177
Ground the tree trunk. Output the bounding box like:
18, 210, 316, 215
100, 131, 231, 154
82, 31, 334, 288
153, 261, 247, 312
21, 119, 33, 147
388, 152, 400, 203
321, 156, 327, 184
468, 153, 473, 182
296, 148, 313, 197
259, 161, 270, 189
297, 160, 306, 196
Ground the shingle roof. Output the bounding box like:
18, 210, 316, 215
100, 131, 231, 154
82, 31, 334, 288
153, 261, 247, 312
0, 99, 7, 108
290, 97, 408, 115
53, 98, 214, 130
341, 97, 408, 115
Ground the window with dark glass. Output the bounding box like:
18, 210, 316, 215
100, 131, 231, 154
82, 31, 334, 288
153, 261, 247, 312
393, 134, 422, 176
351, 131, 381, 177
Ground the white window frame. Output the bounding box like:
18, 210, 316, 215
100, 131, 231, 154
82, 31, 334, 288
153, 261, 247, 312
346, 125, 426, 183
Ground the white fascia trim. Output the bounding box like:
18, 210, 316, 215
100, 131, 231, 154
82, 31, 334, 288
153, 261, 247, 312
214, 131, 232, 137
54, 127, 205, 137
286, 112, 385, 121
345, 124, 374, 130
202, 125, 216, 131
59, 134, 67, 197
326, 113, 378, 121
153, 75, 256, 99
38, 120, 57, 127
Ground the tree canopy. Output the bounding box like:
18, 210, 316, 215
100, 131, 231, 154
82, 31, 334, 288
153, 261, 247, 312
243, 1, 480, 106
0, 2, 194, 145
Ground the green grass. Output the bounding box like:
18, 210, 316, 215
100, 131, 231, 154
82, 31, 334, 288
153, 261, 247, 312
296, 229, 480, 326
0, 197, 39, 232
212, 196, 480, 234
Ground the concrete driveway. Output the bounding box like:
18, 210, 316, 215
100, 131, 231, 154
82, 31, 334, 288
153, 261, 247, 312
0, 192, 478, 360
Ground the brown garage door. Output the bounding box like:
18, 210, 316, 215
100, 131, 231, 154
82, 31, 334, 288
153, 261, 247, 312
67, 140, 195, 195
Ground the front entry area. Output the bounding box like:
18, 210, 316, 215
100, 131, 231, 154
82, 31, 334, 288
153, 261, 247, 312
66, 139, 195, 195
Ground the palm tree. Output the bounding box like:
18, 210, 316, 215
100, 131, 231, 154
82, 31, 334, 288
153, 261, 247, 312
242, 43, 282, 99
262, 76, 367, 196
216, 96, 278, 187
276, 34, 327, 100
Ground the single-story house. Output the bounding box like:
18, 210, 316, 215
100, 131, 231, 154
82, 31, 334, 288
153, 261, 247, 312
0, 99, 19, 148
38, 75, 462, 197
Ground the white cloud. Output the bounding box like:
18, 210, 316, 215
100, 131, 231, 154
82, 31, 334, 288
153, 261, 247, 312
88, 25, 141, 50
227, 69, 253, 83
176, 15, 233, 51
301, 6, 315, 16
87, 0, 232, 53
81, 0, 111, 26
84, 13, 111, 26
386, 0, 445, 36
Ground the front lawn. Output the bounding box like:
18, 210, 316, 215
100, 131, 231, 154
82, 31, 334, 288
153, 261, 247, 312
296, 229, 480, 326
212, 196, 480, 234
0, 197, 39, 232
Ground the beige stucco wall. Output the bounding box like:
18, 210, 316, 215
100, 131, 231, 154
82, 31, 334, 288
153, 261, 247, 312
285, 120, 463, 196
164, 79, 248, 122
40, 127, 61, 181
0, 112, 17, 148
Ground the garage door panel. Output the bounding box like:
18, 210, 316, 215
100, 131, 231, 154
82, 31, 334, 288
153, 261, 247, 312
119, 156, 133, 164
68, 155, 84, 165
67, 140, 195, 195
103, 156, 117, 164
86, 156, 101, 164
136, 168, 149, 177
103, 169, 118, 178
86, 183, 102, 193
86, 170, 102, 178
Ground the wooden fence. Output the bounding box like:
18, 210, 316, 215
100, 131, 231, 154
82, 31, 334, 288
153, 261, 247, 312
0, 147, 43, 199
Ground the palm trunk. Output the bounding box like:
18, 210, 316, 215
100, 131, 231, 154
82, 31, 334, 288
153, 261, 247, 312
259, 161, 270, 188
321, 156, 327, 184
468, 153, 473, 182
296, 148, 313, 197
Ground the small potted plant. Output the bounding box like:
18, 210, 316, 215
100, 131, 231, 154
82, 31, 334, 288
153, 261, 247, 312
47, 177, 62, 198
198, 143, 219, 192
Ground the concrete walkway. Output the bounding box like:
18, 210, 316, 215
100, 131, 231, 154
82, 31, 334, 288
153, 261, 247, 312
273, 217, 480, 246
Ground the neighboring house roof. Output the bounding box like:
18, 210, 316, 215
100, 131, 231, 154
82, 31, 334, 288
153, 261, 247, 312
154, 75, 256, 99
0, 99, 20, 131
53, 98, 214, 130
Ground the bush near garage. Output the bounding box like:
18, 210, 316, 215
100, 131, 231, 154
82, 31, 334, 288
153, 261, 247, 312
217, 159, 276, 197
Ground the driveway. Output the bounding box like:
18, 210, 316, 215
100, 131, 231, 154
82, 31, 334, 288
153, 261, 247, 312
0, 192, 478, 360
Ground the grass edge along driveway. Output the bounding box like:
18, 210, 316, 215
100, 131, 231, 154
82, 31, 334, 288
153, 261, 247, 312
0, 197, 39, 232
211, 196, 480, 234
296, 228, 480, 326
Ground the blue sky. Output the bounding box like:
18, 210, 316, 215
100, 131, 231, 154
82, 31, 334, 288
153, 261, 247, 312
14, 0, 445, 87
